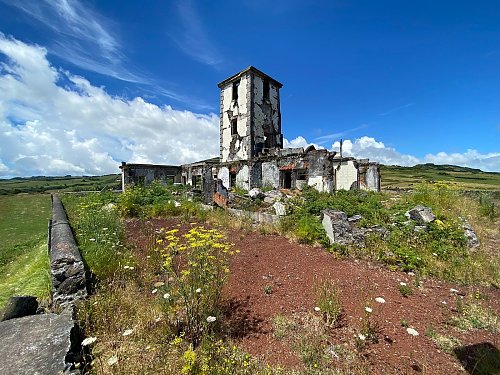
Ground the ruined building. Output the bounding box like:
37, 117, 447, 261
120, 66, 380, 199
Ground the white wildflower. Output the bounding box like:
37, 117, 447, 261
314, 306, 321, 312
152, 289, 158, 294
89, 238, 96, 242
195, 288, 202, 293
163, 293, 170, 299
82, 337, 97, 346
365, 307, 372, 313
122, 329, 134, 336
103, 227, 108, 230
129, 267, 134, 270
375, 297, 386, 304
406, 327, 419, 336
123, 265, 130, 269
107, 355, 118, 366
358, 333, 366, 341
206, 316, 217, 323
399, 282, 407, 286
450, 288, 459, 294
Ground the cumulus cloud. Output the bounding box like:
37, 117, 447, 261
424, 150, 500, 172
0, 34, 219, 177
332, 136, 420, 166
329, 136, 500, 172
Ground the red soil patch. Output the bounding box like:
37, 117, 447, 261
125, 218, 500, 374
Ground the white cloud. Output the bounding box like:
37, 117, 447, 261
332, 136, 420, 166
329, 136, 500, 172
0, 35, 219, 177
424, 150, 500, 172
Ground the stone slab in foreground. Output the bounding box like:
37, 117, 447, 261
0, 311, 76, 375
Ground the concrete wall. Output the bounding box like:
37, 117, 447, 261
236, 165, 250, 190
218, 166, 230, 189
262, 162, 279, 189
220, 73, 252, 162
120, 163, 181, 191
252, 74, 282, 155
334, 159, 359, 190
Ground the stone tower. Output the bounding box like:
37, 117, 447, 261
217, 66, 283, 163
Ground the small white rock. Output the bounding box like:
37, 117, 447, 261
375, 297, 386, 304
450, 288, 459, 294
107, 355, 118, 366
206, 316, 217, 323
365, 307, 373, 313
406, 327, 419, 336
314, 306, 321, 312
82, 337, 97, 346
122, 329, 134, 336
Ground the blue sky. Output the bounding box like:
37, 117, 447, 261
0, 0, 499, 177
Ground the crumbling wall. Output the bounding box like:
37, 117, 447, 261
252, 74, 282, 155
218, 166, 230, 189
220, 73, 251, 162
262, 161, 279, 189
120, 162, 181, 191
236, 165, 250, 190
334, 159, 359, 190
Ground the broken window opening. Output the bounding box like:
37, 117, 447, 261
263, 79, 270, 100
231, 118, 238, 135
232, 80, 240, 101
192, 175, 202, 189
229, 172, 236, 188
297, 170, 307, 181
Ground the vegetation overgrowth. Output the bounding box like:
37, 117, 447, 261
60, 180, 499, 373
282, 184, 498, 286
0, 194, 51, 309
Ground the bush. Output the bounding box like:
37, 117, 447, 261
157, 226, 237, 345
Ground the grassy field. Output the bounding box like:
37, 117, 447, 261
0, 194, 51, 309
381, 164, 500, 191
0, 174, 121, 195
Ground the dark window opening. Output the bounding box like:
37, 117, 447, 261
263, 79, 270, 100
232, 80, 240, 101
231, 118, 237, 135
166, 176, 174, 185
182, 176, 187, 185
282, 171, 292, 189
297, 170, 307, 181
229, 172, 236, 188
192, 175, 202, 189
136, 176, 145, 187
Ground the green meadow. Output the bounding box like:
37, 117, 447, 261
0, 194, 51, 309
381, 164, 500, 192
0, 174, 121, 195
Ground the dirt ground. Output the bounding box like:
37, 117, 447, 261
125, 218, 499, 374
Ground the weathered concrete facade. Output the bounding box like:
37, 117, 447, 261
120, 162, 181, 191
218, 67, 283, 163
120, 66, 380, 198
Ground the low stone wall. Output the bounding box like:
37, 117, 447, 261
49, 195, 87, 309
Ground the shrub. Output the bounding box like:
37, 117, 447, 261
157, 226, 237, 345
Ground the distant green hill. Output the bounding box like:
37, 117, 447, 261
0, 174, 121, 195
381, 164, 500, 191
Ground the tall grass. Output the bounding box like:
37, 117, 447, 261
0, 194, 51, 309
